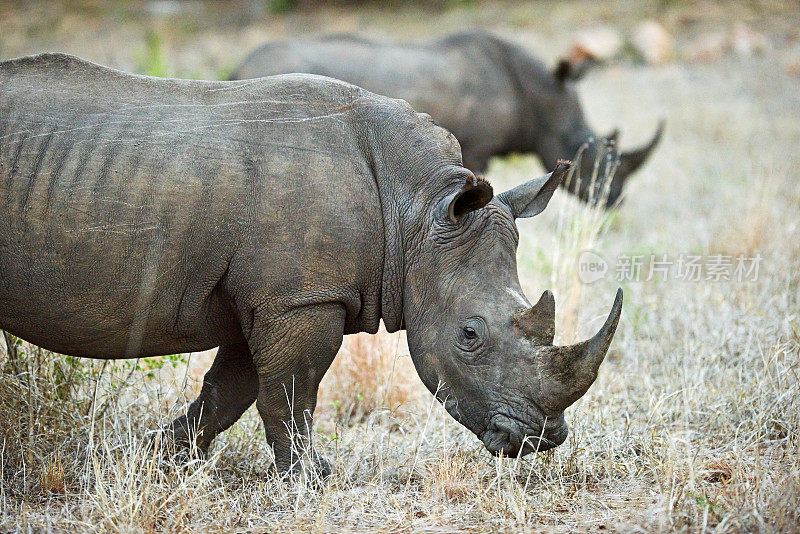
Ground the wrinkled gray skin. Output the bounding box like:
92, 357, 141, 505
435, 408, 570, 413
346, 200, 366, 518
230, 31, 663, 208
0, 54, 622, 478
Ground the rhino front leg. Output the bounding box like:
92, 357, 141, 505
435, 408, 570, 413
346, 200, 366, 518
250, 303, 344, 478
166, 342, 259, 454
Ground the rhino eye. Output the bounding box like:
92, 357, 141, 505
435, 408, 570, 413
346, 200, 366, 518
456, 317, 487, 353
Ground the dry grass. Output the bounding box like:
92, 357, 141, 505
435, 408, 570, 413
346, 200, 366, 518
317, 328, 416, 426
2, 1, 800, 532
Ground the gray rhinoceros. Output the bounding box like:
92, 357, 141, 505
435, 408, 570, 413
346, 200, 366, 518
0, 53, 622, 477
230, 31, 663, 208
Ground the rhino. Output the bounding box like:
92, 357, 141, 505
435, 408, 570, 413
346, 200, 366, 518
230, 31, 664, 208
0, 53, 622, 478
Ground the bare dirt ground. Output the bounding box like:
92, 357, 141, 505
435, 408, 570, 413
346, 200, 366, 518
1, 1, 799, 531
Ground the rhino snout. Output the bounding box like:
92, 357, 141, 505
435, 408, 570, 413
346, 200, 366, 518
480, 412, 568, 457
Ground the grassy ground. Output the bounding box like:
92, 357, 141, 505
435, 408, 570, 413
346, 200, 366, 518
1, 1, 799, 531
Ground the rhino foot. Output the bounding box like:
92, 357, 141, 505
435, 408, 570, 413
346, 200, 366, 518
153, 422, 211, 463
272, 449, 333, 486
314, 453, 333, 479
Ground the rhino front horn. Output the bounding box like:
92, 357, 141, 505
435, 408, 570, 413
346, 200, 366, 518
616, 120, 665, 179
541, 288, 623, 413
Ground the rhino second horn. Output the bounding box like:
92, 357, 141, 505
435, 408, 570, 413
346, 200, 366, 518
514, 290, 555, 345
544, 288, 623, 412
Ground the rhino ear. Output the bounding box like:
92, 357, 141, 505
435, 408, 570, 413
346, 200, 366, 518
443, 176, 494, 223
497, 161, 571, 219
553, 58, 591, 85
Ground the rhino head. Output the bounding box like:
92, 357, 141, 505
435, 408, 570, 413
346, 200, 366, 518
403, 162, 622, 456
515, 56, 664, 208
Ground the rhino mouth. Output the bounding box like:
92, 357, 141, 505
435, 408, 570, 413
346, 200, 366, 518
480, 412, 568, 457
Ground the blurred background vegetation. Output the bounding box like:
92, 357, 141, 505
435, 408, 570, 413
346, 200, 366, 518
3, 0, 799, 82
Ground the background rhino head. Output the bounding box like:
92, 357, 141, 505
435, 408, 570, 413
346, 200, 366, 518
512, 56, 665, 208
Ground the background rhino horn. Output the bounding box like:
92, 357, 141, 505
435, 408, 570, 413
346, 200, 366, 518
616, 120, 665, 179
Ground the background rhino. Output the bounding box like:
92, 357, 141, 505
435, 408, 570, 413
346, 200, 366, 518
0, 53, 621, 477
230, 31, 663, 208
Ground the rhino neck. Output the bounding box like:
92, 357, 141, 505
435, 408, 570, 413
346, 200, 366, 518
536, 126, 595, 171
356, 133, 407, 335
374, 167, 448, 335
377, 185, 406, 334
355, 97, 467, 334
495, 39, 597, 169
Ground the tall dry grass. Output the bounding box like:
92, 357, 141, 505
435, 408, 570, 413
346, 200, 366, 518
317, 328, 416, 427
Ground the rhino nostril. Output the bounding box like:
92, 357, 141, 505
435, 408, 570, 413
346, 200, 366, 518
544, 413, 566, 431
481, 413, 571, 456
543, 423, 569, 447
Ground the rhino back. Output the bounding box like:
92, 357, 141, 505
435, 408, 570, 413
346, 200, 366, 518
231, 33, 520, 169
0, 54, 384, 358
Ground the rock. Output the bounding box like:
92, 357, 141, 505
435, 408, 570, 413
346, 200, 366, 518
684, 24, 769, 63
731, 23, 768, 56
571, 27, 624, 62
631, 20, 674, 64
684, 32, 729, 62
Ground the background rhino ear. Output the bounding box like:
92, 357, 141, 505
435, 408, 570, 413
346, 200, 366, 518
445, 177, 494, 222
553, 58, 592, 85
497, 161, 571, 219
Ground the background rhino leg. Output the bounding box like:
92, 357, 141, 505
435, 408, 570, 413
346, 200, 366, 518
166, 343, 258, 454
250, 302, 345, 478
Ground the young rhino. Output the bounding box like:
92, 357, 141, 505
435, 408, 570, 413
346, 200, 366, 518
0, 54, 621, 478
230, 30, 663, 208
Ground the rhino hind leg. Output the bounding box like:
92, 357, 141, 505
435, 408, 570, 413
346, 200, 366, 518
251, 302, 345, 480
165, 342, 258, 455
